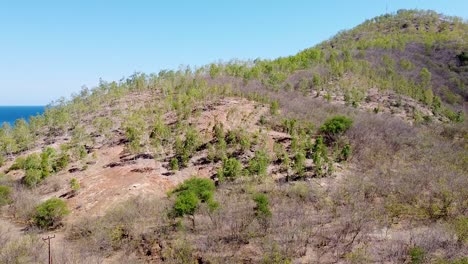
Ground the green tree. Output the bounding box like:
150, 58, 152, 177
209, 63, 221, 79
44, 107, 71, 136
150, 116, 170, 147
170, 177, 218, 229
124, 114, 146, 154
0, 123, 18, 156
13, 119, 33, 151
93, 117, 113, 142
40, 147, 57, 177
34, 198, 70, 229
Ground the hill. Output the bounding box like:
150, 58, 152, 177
0, 9, 467, 263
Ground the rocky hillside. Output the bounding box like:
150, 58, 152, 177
0, 10, 467, 264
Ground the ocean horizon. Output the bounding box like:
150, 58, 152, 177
0, 106, 45, 126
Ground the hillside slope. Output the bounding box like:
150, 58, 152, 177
0, 9, 467, 264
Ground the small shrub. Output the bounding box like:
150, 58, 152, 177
54, 153, 70, 172
293, 151, 306, 177
23, 169, 42, 188
34, 198, 70, 229
24, 154, 42, 171
9, 156, 26, 171
319, 115, 353, 142
78, 145, 87, 160
248, 150, 270, 177
254, 193, 272, 232
259, 115, 267, 125
339, 143, 351, 161
345, 247, 371, 264
174, 128, 201, 167
0, 185, 12, 205
170, 158, 179, 171
253, 193, 271, 218
217, 158, 242, 181
70, 178, 80, 192
262, 243, 291, 264
311, 136, 328, 177
451, 216, 468, 243
270, 100, 279, 115
213, 122, 225, 141
409, 246, 425, 264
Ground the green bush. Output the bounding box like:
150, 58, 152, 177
270, 100, 279, 115
409, 246, 425, 264
170, 158, 179, 171
23, 169, 42, 188
319, 115, 353, 142
24, 154, 42, 171
213, 122, 225, 141
34, 198, 70, 229
217, 158, 242, 181
339, 143, 352, 161
312, 136, 329, 177
9, 156, 26, 171
293, 151, 306, 177
174, 128, 201, 167
253, 193, 271, 218
247, 150, 270, 177
70, 178, 80, 191
0, 185, 12, 205
451, 216, 468, 243
53, 153, 70, 172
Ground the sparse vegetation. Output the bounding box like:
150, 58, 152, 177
0, 8, 466, 264
0, 185, 12, 205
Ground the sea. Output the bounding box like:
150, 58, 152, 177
0, 106, 45, 126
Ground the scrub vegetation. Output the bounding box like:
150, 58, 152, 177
0, 9, 467, 263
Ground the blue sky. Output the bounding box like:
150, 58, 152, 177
0, 0, 467, 105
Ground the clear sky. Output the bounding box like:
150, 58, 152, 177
0, 0, 467, 105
